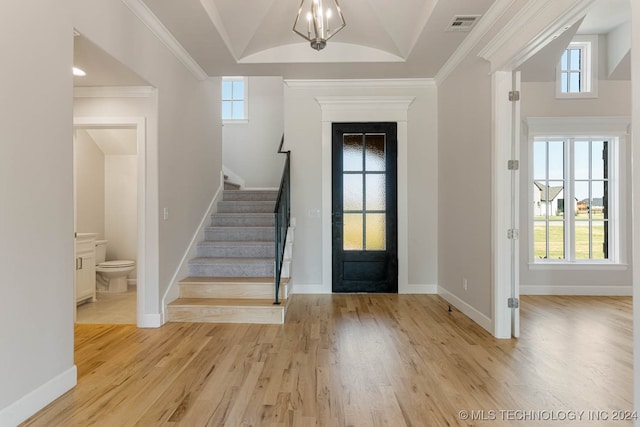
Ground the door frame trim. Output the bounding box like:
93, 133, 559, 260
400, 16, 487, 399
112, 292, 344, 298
316, 95, 414, 293
73, 116, 152, 327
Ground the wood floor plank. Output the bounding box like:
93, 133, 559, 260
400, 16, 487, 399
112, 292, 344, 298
21, 295, 633, 427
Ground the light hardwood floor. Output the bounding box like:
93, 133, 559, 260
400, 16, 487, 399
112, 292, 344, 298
23, 295, 632, 426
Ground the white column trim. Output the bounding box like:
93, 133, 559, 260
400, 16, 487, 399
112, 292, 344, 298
316, 96, 415, 293
478, 0, 597, 72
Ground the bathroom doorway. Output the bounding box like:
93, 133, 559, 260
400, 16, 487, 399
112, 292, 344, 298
73, 117, 146, 325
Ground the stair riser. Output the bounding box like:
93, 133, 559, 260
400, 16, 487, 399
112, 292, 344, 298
196, 244, 275, 258
189, 262, 274, 277
217, 202, 275, 213
211, 215, 275, 227
205, 228, 274, 241
167, 306, 285, 324
223, 191, 278, 202
180, 283, 287, 299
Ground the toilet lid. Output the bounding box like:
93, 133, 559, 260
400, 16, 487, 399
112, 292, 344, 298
98, 260, 135, 268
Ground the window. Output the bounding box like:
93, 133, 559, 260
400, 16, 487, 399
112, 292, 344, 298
221, 77, 247, 122
556, 35, 598, 98
532, 137, 617, 263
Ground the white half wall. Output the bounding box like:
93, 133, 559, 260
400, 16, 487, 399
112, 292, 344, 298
0, 1, 75, 424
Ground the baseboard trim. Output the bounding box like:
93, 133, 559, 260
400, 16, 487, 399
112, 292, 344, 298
400, 284, 437, 294
520, 285, 632, 296
138, 313, 162, 328
290, 283, 330, 294
438, 287, 493, 334
0, 365, 77, 426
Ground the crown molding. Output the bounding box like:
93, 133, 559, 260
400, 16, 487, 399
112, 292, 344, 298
478, 0, 597, 72
122, 0, 208, 81
434, 0, 516, 85
73, 86, 156, 98
284, 78, 435, 89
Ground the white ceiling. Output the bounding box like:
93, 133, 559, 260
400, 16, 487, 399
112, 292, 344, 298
73, 0, 631, 86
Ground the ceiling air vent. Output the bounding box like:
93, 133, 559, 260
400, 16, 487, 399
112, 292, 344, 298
446, 15, 481, 32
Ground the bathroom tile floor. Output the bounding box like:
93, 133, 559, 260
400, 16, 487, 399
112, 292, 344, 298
76, 285, 137, 324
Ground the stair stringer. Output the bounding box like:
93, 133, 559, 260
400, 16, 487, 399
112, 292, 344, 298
161, 172, 226, 324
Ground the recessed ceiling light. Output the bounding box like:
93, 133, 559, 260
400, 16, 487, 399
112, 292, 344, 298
73, 67, 86, 77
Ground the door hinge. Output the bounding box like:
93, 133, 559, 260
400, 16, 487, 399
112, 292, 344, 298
508, 297, 519, 308
507, 229, 519, 240
509, 90, 520, 101
507, 160, 519, 170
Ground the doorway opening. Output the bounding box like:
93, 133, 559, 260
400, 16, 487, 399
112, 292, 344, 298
73, 117, 146, 326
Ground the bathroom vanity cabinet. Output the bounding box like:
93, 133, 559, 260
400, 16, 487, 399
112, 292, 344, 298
75, 234, 96, 304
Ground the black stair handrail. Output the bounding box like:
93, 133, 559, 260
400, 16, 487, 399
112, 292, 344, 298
274, 135, 290, 305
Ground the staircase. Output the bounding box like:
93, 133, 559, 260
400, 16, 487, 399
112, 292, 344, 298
167, 188, 290, 324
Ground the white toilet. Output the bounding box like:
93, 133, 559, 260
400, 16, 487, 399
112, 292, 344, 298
95, 240, 135, 293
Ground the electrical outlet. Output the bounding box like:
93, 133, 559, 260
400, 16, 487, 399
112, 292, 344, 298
463, 278, 468, 291
163, 207, 169, 220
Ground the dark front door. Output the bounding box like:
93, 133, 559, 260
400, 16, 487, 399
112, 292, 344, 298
332, 122, 398, 293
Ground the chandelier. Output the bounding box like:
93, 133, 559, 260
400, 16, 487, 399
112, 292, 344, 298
293, 0, 346, 51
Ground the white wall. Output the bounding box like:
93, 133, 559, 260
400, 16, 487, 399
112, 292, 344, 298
105, 155, 138, 270
0, 1, 76, 425
437, 55, 493, 320
72, 0, 222, 323
223, 77, 284, 188
283, 80, 438, 293
519, 80, 632, 294
74, 129, 105, 238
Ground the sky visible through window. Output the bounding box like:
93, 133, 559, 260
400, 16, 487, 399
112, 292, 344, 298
533, 140, 605, 203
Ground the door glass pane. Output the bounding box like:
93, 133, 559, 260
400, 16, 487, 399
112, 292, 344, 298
343, 214, 363, 250
365, 214, 386, 250
343, 134, 363, 172
365, 134, 385, 171
365, 174, 385, 211
343, 174, 363, 211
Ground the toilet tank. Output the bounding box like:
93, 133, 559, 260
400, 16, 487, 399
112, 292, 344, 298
95, 240, 108, 264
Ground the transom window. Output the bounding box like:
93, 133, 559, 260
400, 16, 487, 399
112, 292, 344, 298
221, 77, 247, 122
556, 35, 598, 98
532, 137, 617, 263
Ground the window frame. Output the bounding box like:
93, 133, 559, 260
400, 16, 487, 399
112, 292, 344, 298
556, 35, 598, 99
526, 117, 630, 269
531, 137, 617, 264
221, 76, 248, 124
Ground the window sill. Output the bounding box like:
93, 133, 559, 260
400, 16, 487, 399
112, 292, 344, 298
528, 262, 628, 271
222, 119, 249, 125
555, 91, 598, 100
